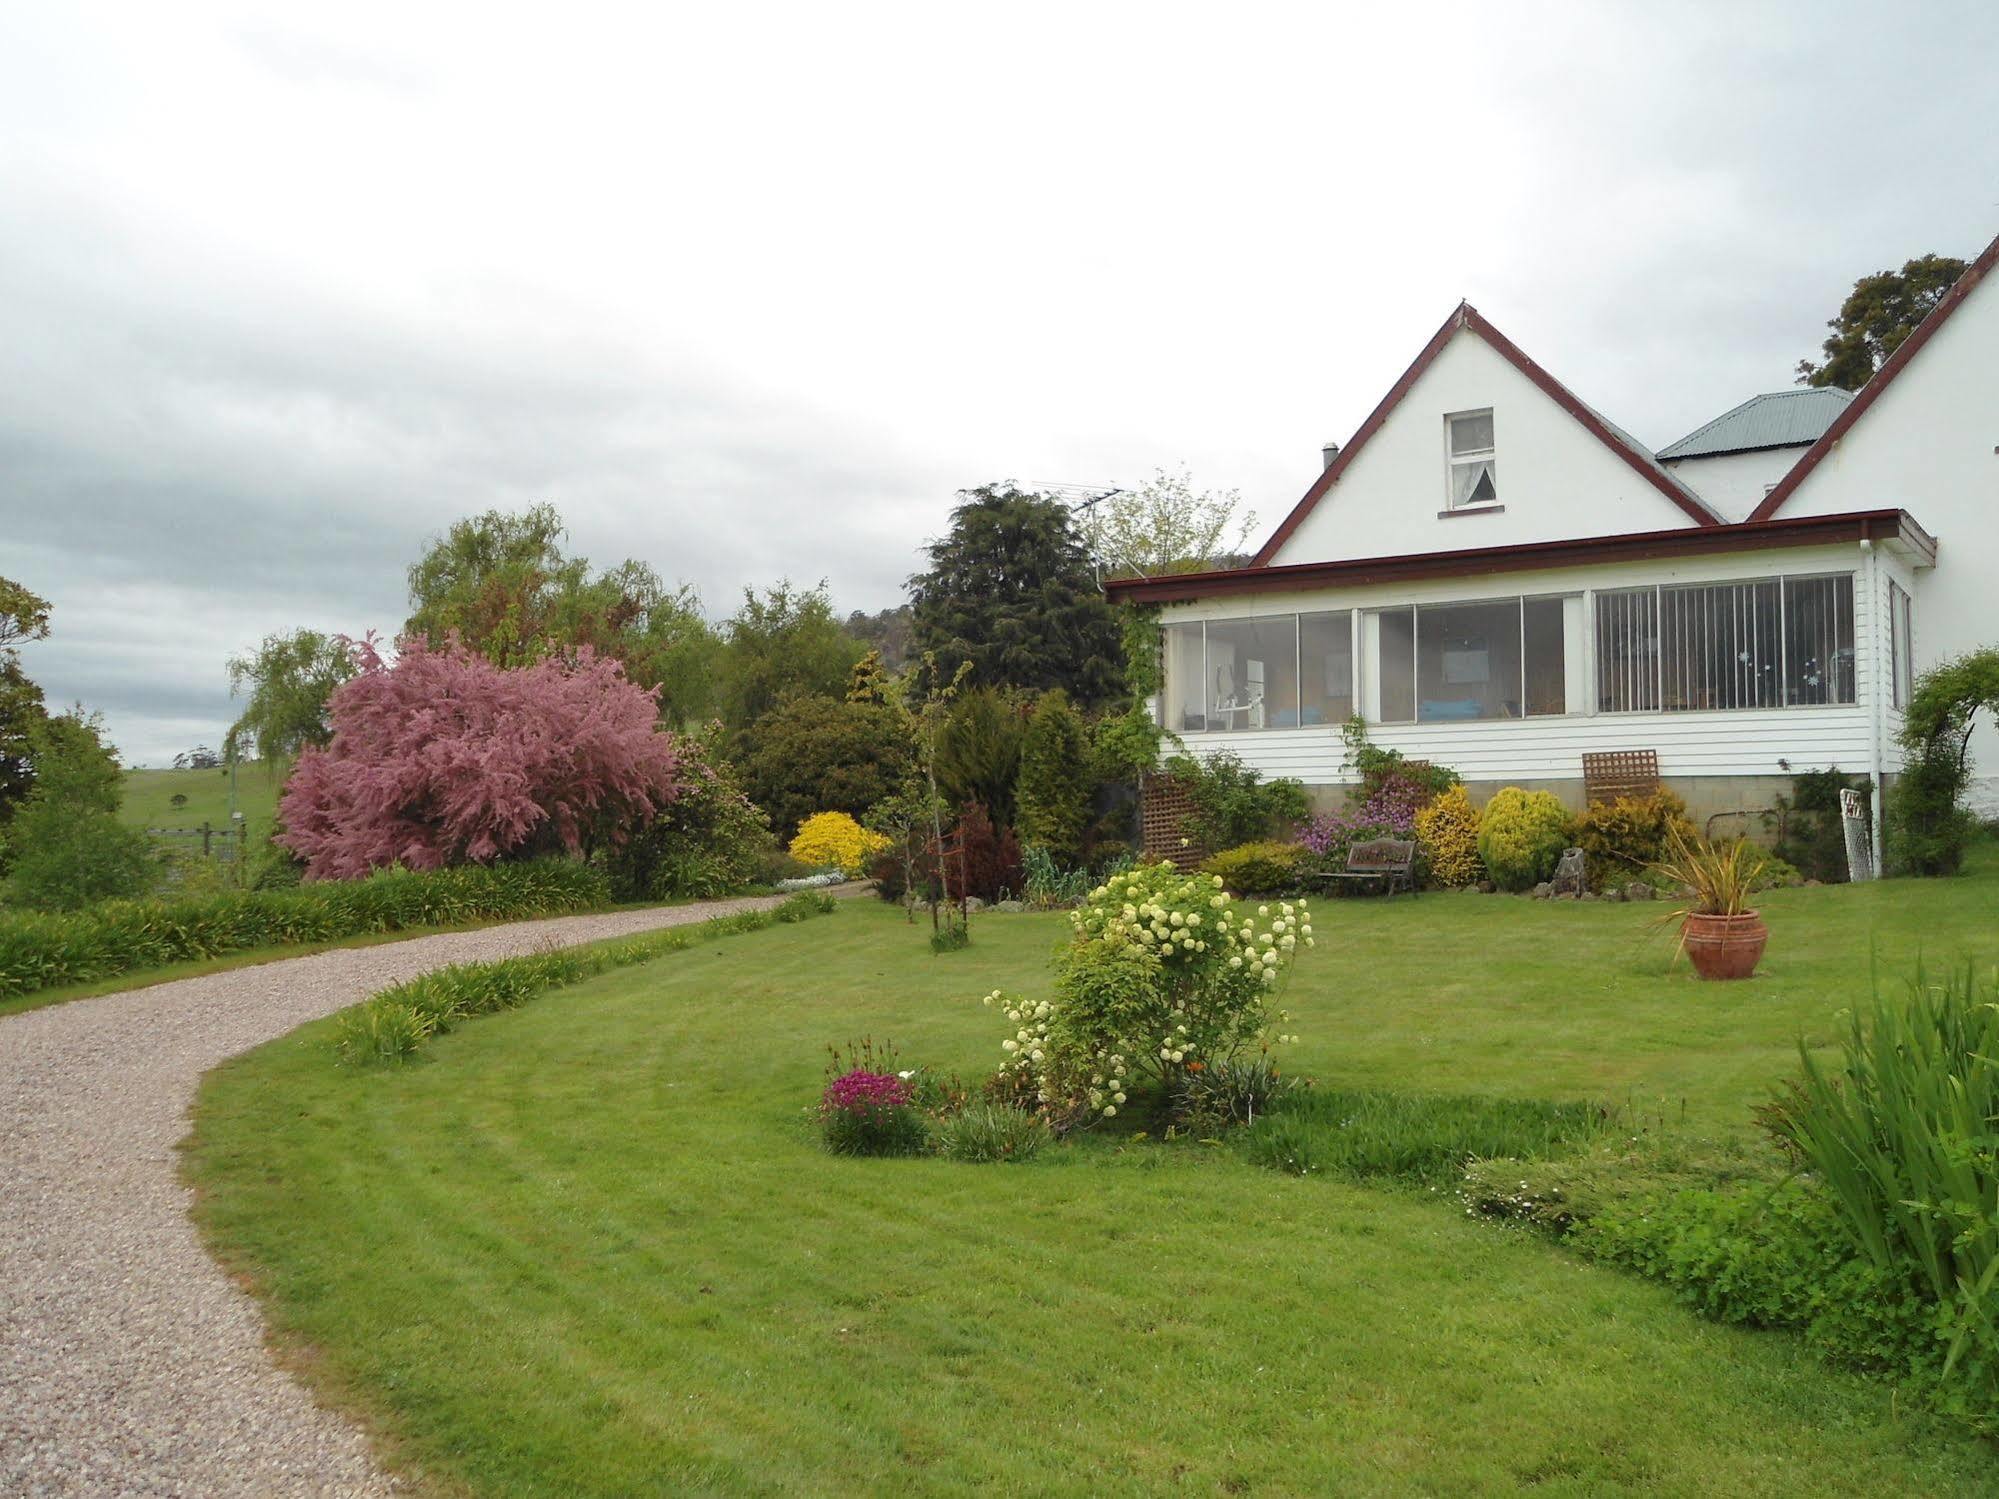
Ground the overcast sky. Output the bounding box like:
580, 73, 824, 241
4, 2, 1996, 766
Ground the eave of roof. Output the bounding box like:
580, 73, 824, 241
1249, 303, 1722, 566
1750, 229, 1999, 522
1105, 509, 1933, 605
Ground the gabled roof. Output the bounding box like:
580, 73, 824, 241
1750, 228, 1999, 522
1657, 387, 1854, 460
1251, 303, 1722, 566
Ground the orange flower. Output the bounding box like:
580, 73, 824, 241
1185, 1060, 1206, 1073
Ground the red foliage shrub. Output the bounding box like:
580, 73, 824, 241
278, 635, 682, 879
947, 801, 1023, 904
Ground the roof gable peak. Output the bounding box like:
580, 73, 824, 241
1251, 304, 1720, 565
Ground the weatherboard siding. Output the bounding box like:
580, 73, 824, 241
1158, 541, 1885, 787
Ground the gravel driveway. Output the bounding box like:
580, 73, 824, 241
0, 889, 851, 1498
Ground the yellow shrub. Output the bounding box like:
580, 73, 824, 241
788, 811, 891, 877
1414, 784, 1484, 888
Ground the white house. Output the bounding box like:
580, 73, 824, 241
1107, 229, 1999, 853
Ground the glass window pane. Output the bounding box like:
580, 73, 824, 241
1417, 599, 1523, 721
1378, 608, 1415, 723
1595, 589, 1660, 712
1660, 579, 1782, 711
1201, 616, 1298, 731
1783, 574, 1855, 706
1451, 459, 1498, 506
1524, 596, 1566, 716
1163, 622, 1206, 732
1299, 612, 1352, 728
1449, 411, 1494, 455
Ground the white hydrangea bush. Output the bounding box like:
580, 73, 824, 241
981, 861, 1312, 1128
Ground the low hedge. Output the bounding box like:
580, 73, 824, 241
1202, 840, 1309, 896
335, 890, 838, 1064
0, 860, 612, 1001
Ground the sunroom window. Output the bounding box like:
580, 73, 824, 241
1595, 574, 1855, 713
1446, 409, 1497, 508
1157, 613, 1354, 732
1372, 595, 1570, 722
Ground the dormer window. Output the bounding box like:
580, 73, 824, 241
1447, 409, 1498, 508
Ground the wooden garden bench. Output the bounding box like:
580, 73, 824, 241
1309, 837, 1418, 897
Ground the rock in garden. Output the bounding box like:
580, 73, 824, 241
1532, 882, 1552, 900
1476, 880, 1497, 894
993, 899, 1025, 913
1550, 846, 1588, 897
1625, 881, 1655, 902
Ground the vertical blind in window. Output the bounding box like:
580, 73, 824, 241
1595, 574, 1855, 714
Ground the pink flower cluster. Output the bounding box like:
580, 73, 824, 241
820, 1068, 912, 1117
1298, 772, 1426, 859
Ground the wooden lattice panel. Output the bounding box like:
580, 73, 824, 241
1583, 750, 1662, 805
1139, 771, 1207, 869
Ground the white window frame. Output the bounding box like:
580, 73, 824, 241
1889, 580, 1914, 710
1444, 408, 1498, 510
1365, 593, 1579, 724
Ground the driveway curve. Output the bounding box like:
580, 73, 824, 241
0, 889, 851, 1498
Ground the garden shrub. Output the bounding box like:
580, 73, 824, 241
1163, 749, 1309, 852
1412, 784, 1483, 888
733, 694, 915, 843
1014, 689, 1093, 864
279, 636, 683, 879
1886, 649, 1999, 876
3, 712, 155, 912
934, 687, 1028, 827
1475, 787, 1572, 891
788, 810, 891, 877
1578, 1181, 1994, 1431
983, 861, 1310, 1128
604, 729, 775, 900
1571, 790, 1694, 892
947, 801, 1023, 904
819, 1070, 929, 1156
0, 859, 612, 1002
1201, 840, 1307, 896
1339, 715, 1461, 802
935, 1103, 1049, 1163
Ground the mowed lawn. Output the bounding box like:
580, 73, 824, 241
186, 851, 1999, 1497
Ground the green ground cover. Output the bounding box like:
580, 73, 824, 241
186, 849, 1999, 1496
119, 763, 282, 837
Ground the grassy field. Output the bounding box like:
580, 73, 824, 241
120, 762, 283, 838
186, 850, 1999, 1496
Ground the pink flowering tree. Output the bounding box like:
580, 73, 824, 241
278, 635, 682, 879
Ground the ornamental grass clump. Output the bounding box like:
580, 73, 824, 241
982, 860, 1312, 1129
819, 1069, 928, 1157
1762, 962, 1999, 1390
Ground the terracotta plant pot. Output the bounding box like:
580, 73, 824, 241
1681, 910, 1768, 981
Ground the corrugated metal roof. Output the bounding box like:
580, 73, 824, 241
1658, 387, 1855, 460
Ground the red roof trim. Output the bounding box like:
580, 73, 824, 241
1250, 302, 1721, 566
1749, 230, 1999, 522
1108, 509, 1929, 605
